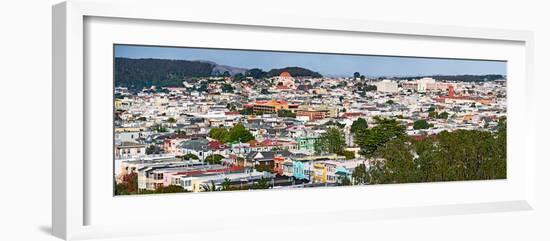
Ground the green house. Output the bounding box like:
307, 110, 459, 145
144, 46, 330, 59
295, 136, 320, 152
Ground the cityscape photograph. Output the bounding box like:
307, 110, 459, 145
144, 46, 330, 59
113, 44, 507, 195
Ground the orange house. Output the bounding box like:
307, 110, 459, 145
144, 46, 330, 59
273, 156, 286, 175
252, 100, 290, 113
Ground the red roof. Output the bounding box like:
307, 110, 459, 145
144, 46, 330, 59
260, 139, 282, 147
207, 140, 227, 150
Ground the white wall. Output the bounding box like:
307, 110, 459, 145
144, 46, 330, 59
0, 0, 548, 240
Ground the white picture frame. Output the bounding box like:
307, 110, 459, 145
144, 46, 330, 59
52, 0, 536, 240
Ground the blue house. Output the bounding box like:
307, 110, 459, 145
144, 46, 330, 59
292, 160, 312, 180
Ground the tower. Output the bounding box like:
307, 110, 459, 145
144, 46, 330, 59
448, 85, 455, 97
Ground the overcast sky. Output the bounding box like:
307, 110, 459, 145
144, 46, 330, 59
115, 44, 506, 77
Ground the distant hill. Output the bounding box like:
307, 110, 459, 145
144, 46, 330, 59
266, 67, 323, 78
213, 64, 248, 76
196, 60, 248, 76
391, 74, 506, 82
115, 58, 214, 90
115, 58, 324, 90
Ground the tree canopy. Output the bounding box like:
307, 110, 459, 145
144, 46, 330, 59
354, 117, 406, 157
115, 58, 213, 90
315, 127, 346, 155
277, 109, 296, 118
204, 154, 225, 165
245, 68, 268, 79
182, 153, 199, 160
208, 123, 254, 144
266, 67, 322, 78
413, 119, 430, 130
350, 118, 368, 134
362, 117, 506, 184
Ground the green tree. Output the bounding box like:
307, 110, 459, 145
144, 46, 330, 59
209, 127, 229, 143
338, 176, 352, 186
153, 124, 168, 132
226, 103, 237, 111
221, 83, 234, 93
368, 136, 417, 184
492, 117, 507, 178
324, 120, 345, 129
350, 118, 368, 134
204, 154, 224, 165
245, 68, 267, 79
182, 153, 199, 160
315, 127, 346, 154
341, 150, 356, 160
352, 163, 368, 185
115, 172, 138, 195
277, 109, 296, 118
353, 72, 361, 79
240, 108, 254, 115
354, 117, 406, 157
413, 119, 430, 130
155, 185, 186, 193
175, 129, 186, 137
438, 111, 449, 119
233, 73, 245, 82
227, 123, 254, 143
201, 181, 219, 192
115, 183, 131, 195
252, 177, 270, 189
221, 178, 232, 191
364, 85, 377, 92
363, 126, 506, 185
167, 117, 177, 123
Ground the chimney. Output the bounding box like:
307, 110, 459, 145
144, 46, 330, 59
448, 85, 454, 97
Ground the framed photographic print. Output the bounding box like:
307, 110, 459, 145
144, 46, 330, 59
52, 0, 535, 240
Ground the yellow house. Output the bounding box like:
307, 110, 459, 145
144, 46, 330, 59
114, 99, 123, 109
312, 163, 327, 183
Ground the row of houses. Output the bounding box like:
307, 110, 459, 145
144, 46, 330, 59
117, 149, 368, 192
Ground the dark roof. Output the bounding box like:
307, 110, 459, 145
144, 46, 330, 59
177, 138, 209, 151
